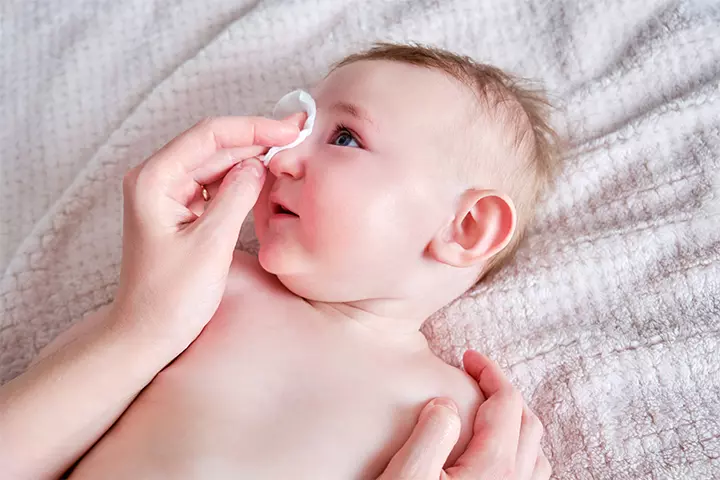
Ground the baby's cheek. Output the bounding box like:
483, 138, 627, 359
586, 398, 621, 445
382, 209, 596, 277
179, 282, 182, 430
252, 180, 274, 242
335, 189, 399, 253
306, 184, 359, 249
311, 202, 357, 253
307, 164, 398, 256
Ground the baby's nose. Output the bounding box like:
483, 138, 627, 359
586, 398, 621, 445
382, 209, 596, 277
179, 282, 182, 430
268, 142, 308, 179
267, 112, 309, 178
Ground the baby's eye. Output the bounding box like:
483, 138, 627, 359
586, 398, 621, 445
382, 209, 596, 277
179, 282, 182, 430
330, 128, 360, 148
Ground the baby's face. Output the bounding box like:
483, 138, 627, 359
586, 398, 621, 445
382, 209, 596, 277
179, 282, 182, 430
253, 60, 474, 301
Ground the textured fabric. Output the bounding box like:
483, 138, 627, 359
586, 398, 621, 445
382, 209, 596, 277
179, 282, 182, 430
1, 0, 719, 478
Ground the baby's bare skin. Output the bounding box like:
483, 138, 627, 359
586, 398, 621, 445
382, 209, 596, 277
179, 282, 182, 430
68, 252, 481, 479
0, 53, 552, 479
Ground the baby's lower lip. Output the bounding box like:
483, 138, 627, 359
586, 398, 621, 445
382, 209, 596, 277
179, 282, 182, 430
270, 212, 299, 221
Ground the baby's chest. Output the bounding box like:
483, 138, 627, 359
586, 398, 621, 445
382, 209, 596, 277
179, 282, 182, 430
91, 305, 425, 479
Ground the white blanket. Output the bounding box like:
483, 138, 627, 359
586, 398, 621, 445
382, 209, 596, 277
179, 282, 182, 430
1, 0, 719, 478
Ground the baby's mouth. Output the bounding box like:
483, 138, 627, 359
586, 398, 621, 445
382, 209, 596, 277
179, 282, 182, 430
271, 201, 299, 217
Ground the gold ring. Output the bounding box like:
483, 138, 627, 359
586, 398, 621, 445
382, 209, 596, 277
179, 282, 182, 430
201, 185, 210, 202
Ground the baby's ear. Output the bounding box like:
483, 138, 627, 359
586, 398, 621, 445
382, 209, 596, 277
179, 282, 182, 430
428, 189, 516, 268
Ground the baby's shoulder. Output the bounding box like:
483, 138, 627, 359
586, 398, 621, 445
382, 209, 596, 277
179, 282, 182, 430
402, 349, 484, 421
423, 353, 485, 410
407, 351, 484, 463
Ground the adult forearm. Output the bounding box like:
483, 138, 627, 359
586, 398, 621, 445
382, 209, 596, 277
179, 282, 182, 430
0, 308, 178, 480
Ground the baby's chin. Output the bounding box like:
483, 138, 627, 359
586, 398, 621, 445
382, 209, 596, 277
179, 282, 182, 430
261, 264, 322, 301
258, 244, 301, 281
257, 242, 288, 275
256, 247, 337, 302
275, 274, 317, 300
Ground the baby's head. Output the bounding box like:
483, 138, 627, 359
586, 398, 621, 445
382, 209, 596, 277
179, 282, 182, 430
254, 43, 559, 309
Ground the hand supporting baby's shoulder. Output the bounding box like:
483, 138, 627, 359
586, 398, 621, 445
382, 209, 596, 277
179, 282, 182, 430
420, 354, 486, 465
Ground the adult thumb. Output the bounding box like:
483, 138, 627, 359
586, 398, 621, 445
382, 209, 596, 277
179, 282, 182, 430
378, 398, 461, 480
197, 157, 266, 243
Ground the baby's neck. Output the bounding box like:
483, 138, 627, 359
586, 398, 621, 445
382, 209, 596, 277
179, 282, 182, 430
306, 297, 436, 347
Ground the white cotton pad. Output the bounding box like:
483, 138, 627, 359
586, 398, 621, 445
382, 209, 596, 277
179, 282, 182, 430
263, 89, 317, 165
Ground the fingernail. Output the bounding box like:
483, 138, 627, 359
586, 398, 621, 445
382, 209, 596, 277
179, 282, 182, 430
428, 398, 459, 414
243, 158, 265, 178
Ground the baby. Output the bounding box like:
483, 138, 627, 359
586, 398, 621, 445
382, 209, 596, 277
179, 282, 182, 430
29, 43, 558, 479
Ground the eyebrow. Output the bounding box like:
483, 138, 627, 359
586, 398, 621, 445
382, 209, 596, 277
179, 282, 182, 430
331, 101, 375, 126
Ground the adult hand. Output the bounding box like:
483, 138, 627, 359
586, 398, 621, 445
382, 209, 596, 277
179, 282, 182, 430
114, 116, 298, 351
379, 350, 550, 480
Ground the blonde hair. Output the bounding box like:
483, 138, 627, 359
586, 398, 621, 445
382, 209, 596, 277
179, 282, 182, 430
334, 42, 561, 279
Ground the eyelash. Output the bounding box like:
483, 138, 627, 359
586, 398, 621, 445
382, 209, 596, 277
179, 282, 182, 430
330, 123, 363, 148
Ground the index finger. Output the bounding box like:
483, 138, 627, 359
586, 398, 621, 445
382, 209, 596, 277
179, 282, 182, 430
463, 350, 514, 398
151, 116, 298, 173
447, 351, 524, 478
445, 388, 524, 478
